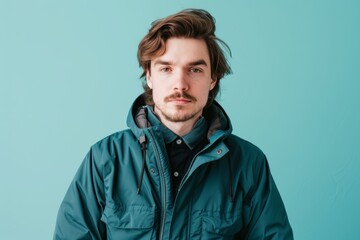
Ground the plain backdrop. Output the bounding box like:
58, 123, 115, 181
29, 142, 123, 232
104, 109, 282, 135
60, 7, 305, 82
1, 0, 359, 239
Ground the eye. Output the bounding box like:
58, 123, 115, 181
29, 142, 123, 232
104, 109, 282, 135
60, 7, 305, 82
189, 67, 203, 73
160, 67, 171, 72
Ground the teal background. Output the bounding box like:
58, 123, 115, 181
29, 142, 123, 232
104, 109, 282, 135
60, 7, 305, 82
1, 0, 359, 239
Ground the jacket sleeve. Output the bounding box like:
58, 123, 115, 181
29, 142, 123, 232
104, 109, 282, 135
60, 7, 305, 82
239, 154, 294, 240
54, 147, 107, 240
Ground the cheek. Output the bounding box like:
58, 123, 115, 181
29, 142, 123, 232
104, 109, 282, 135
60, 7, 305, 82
197, 89, 210, 103
152, 81, 169, 94
150, 86, 164, 102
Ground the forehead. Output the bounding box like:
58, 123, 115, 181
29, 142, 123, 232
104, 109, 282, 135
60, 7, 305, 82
151, 38, 210, 66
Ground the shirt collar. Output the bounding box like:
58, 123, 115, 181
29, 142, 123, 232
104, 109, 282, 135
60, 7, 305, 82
145, 105, 208, 149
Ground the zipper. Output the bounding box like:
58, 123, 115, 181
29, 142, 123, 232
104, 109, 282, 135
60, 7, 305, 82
169, 145, 211, 238
149, 131, 167, 240
177, 138, 222, 193
172, 141, 221, 238
177, 144, 209, 193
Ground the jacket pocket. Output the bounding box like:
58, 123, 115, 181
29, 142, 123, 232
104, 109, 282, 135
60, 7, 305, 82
101, 204, 157, 238
201, 210, 243, 239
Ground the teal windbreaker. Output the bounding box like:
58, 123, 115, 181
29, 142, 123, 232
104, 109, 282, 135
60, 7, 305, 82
54, 95, 293, 239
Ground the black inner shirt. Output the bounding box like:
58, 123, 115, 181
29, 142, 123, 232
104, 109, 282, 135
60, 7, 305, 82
166, 136, 209, 199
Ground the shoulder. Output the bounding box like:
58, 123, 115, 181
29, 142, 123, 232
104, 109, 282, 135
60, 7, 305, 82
93, 129, 136, 148
224, 134, 268, 173
225, 134, 265, 158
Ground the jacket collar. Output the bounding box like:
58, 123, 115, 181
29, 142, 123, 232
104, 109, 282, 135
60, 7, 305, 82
127, 94, 232, 143
144, 105, 208, 149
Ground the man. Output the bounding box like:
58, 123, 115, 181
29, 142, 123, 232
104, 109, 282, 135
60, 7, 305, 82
54, 9, 293, 239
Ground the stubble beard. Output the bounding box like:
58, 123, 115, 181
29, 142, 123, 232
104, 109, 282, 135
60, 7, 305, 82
156, 91, 202, 123
160, 105, 202, 123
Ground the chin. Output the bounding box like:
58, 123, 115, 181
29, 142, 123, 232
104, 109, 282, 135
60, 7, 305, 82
166, 110, 201, 123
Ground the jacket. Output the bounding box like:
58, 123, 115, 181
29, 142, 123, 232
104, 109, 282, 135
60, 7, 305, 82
54, 95, 293, 239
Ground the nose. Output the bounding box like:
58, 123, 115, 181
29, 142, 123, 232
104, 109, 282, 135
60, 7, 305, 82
173, 69, 189, 91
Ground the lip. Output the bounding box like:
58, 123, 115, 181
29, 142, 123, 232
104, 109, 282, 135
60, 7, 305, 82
168, 98, 192, 104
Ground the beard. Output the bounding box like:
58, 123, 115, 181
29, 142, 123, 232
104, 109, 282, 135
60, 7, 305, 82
160, 105, 202, 122
155, 92, 202, 123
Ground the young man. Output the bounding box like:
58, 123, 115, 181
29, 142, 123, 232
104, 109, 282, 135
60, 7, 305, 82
54, 9, 293, 239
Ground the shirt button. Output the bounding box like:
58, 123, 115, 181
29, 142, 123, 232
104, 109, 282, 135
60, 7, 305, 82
150, 168, 155, 173
173, 171, 179, 177
176, 139, 182, 145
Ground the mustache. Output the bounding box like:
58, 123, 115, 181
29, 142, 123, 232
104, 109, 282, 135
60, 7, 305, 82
165, 92, 197, 102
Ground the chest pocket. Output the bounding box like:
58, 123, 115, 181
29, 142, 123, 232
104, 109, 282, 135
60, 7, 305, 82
101, 204, 157, 238
201, 210, 243, 239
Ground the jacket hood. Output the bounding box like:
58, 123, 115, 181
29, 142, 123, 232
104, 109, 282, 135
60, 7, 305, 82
126, 94, 233, 142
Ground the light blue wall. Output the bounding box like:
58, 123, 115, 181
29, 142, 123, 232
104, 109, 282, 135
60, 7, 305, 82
1, 1, 359, 239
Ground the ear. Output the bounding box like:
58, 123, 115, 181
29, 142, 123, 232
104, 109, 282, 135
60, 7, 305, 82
146, 71, 153, 89
210, 77, 217, 90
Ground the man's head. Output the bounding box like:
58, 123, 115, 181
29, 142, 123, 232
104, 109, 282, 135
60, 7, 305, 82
137, 9, 232, 107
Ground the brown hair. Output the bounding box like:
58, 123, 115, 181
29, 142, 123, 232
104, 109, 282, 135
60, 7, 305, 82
137, 9, 232, 106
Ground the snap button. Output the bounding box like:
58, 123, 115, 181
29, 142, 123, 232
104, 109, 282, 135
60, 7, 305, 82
150, 168, 155, 173
173, 171, 179, 177
216, 149, 222, 154
176, 139, 182, 145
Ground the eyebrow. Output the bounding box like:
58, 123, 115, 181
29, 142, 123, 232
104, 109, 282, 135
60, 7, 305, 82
153, 59, 208, 67
188, 59, 208, 67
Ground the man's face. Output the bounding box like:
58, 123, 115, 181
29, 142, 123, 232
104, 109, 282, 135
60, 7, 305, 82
146, 37, 216, 123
